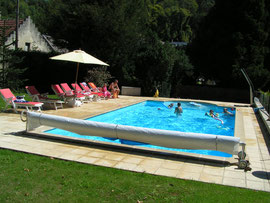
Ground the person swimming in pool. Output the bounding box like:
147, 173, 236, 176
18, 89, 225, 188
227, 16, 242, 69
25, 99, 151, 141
174, 102, 183, 116
205, 109, 224, 124
168, 103, 174, 108
223, 108, 233, 116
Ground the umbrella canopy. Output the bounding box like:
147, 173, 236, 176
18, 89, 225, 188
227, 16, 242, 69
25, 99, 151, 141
50, 49, 109, 85
50, 50, 109, 66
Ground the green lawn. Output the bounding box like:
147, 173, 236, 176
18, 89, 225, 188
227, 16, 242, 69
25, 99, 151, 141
0, 149, 269, 202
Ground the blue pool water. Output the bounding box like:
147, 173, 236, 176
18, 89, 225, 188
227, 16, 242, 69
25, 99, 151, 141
46, 101, 236, 157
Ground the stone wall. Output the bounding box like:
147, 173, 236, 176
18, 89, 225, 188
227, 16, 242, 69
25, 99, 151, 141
5, 16, 52, 53
121, 86, 141, 96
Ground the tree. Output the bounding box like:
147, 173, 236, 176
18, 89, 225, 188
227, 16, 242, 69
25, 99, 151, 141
135, 32, 192, 97
84, 67, 112, 87
0, 20, 27, 89
147, 0, 198, 42
1, 0, 196, 95
170, 48, 194, 97
44, 0, 149, 85
0, 0, 48, 32
190, 0, 215, 39
189, 0, 270, 90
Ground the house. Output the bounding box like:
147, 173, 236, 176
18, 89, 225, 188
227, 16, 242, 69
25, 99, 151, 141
0, 16, 63, 53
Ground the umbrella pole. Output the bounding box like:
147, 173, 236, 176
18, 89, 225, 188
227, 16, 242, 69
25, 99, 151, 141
75, 63, 80, 95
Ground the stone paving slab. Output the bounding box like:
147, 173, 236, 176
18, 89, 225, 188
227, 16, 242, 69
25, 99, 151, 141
0, 96, 269, 192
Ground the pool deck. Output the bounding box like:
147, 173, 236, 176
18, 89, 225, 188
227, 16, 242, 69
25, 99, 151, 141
0, 96, 269, 192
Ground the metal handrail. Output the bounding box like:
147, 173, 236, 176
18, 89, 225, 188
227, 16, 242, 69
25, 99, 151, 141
241, 68, 255, 106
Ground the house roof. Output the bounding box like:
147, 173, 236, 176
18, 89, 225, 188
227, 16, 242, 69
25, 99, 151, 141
0, 19, 24, 38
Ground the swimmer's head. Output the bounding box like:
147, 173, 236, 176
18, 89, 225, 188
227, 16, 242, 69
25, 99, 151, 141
169, 103, 174, 107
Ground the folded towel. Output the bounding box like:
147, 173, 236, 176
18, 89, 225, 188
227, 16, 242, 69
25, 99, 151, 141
14, 99, 28, 103
82, 82, 87, 87
16, 96, 25, 100
15, 96, 28, 103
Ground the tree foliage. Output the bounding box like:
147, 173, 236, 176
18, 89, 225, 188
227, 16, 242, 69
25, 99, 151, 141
0, 20, 27, 90
189, 0, 270, 90
38, 0, 195, 96
0, 0, 48, 32
3, 0, 269, 97
135, 32, 175, 96
148, 0, 198, 42
84, 67, 112, 88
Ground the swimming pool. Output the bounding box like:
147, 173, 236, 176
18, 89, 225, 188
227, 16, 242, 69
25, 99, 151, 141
46, 101, 236, 157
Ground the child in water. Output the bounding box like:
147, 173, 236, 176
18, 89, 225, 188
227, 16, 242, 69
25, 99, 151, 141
174, 102, 183, 116
168, 103, 174, 108
205, 110, 224, 124
223, 108, 233, 116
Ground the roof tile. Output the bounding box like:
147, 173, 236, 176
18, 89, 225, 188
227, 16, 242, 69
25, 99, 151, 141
0, 19, 24, 38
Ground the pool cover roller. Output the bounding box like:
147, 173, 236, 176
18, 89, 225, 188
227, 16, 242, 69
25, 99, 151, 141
26, 112, 241, 155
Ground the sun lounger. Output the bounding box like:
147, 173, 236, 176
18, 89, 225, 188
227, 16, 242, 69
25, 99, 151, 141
87, 82, 106, 99
51, 84, 85, 103
0, 88, 43, 113
60, 83, 90, 103
80, 82, 99, 95
80, 82, 103, 96
71, 83, 97, 101
25, 86, 64, 110
88, 82, 102, 92
71, 83, 90, 94
80, 82, 91, 92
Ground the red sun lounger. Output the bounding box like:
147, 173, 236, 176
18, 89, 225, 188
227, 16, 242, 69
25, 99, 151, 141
60, 83, 90, 103
0, 88, 43, 113
51, 84, 85, 103
25, 85, 64, 110
87, 82, 106, 99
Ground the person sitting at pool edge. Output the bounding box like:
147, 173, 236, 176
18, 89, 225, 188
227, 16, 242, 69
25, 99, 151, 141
223, 108, 233, 116
205, 110, 224, 124
168, 103, 174, 108
174, 102, 183, 115
109, 79, 120, 98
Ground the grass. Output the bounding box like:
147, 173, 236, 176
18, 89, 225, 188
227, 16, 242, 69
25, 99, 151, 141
0, 149, 270, 202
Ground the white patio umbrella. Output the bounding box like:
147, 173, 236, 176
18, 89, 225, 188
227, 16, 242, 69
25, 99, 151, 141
50, 49, 109, 85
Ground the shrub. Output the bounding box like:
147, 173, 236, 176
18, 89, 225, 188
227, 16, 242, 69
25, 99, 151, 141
84, 67, 112, 87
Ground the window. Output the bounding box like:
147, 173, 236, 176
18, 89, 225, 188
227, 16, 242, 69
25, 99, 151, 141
25, 43, 31, 51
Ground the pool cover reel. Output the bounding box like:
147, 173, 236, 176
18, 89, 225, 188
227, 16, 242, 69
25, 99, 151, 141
26, 112, 241, 155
